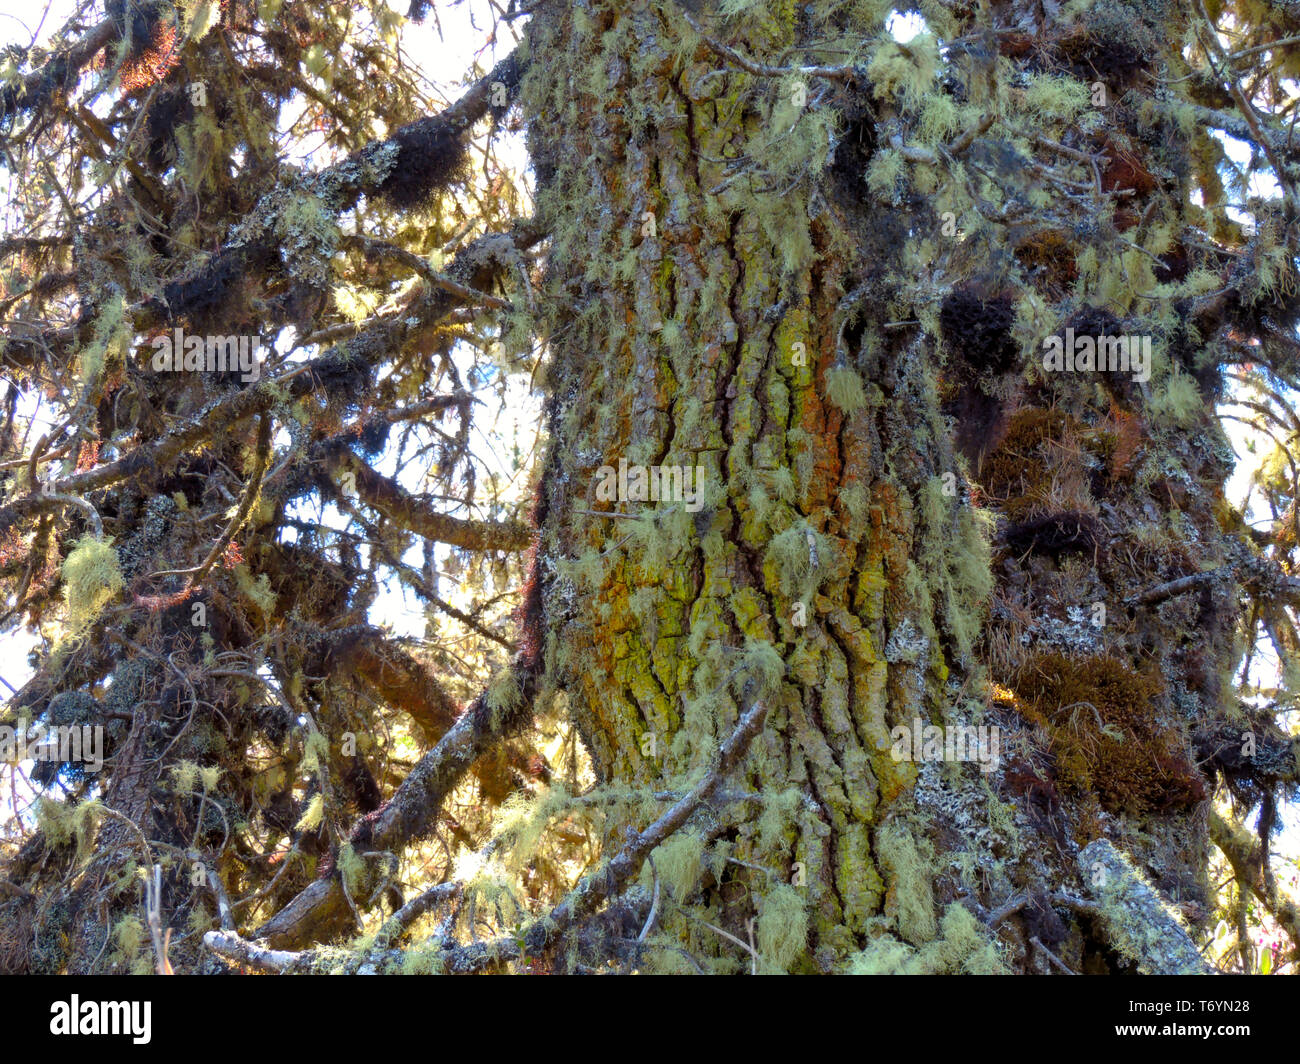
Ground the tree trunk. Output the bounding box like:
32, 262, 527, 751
520, 0, 1246, 973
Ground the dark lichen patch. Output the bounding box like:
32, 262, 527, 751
374, 116, 468, 209
1009, 651, 1206, 814
1048, 6, 1157, 94
1194, 713, 1300, 812
828, 94, 878, 201
155, 240, 278, 332
939, 289, 1019, 374
1004, 510, 1101, 557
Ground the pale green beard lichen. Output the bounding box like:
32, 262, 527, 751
61, 535, 125, 637
845, 903, 1007, 974
756, 883, 809, 972
825, 365, 869, 412
877, 821, 938, 944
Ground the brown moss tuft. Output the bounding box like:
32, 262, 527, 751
980, 408, 1079, 520
1098, 137, 1159, 197
1015, 230, 1078, 293
1105, 403, 1144, 482
1009, 652, 1207, 815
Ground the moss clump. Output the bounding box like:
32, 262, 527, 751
845, 934, 913, 973
1015, 230, 1079, 291
294, 793, 325, 833
61, 535, 124, 636
1009, 652, 1206, 814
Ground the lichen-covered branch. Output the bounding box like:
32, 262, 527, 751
1209, 809, 1300, 957
1081, 840, 1217, 975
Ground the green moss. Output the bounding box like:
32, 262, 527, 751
493, 785, 579, 877
485, 670, 523, 726
169, 760, 200, 793
917, 93, 959, 144
739, 637, 787, 697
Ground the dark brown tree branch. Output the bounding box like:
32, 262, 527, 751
0, 19, 116, 125
252, 657, 539, 949
337, 451, 533, 553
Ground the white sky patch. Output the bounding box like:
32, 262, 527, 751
886, 10, 927, 43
